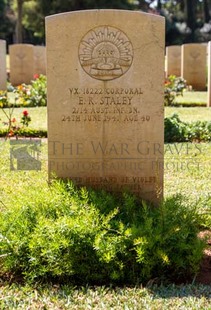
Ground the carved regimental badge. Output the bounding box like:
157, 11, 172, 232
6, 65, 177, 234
79, 26, 133, 81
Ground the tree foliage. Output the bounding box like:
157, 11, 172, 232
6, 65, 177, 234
0, 0, 15, 43
162, 0, 211, 44
2, 0, 211, 45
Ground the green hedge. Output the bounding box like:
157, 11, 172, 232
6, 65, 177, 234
0, 128, 47, 138
1, 114, 211, 142
165, 114, 211, 142
169, 102, 207, 107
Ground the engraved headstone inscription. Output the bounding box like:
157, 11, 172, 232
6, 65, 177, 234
46, 10, 165, 204
166, 45, 181, 77
0, 39, 7, 90
182, 43, 207, 90
9, 44, 34, 86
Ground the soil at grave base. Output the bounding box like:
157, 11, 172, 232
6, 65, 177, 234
195, 230, 211, 285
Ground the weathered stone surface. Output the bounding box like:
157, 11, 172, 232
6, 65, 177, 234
208, 42, 211, 107
166, 45, 181, 77
9, 44, 34, 85
0, 40, 7, 90
46, 10, 165, 204
182, 43, 207, 90
34, 46, 46, 75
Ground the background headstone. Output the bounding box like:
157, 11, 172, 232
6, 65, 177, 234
181, 43, 207, 90
166, 45, 181, 77
0, 39, 7, 90
208, 41, 211, 107
9, 44, 34, 86
46, 10, 165, 204
34, 46, 46, 75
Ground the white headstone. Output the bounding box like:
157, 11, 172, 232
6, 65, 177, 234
0, 40, 7, 90
46, 10, 165, 204
208, 41, 211, 107
181, 43, 207, 90
34, 46, 46, 75
166, 45, 181, 77
9, 44, 34, 85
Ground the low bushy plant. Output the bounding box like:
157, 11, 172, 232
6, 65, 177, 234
14, 74, 47, 107
164, 75, 187, 106
164, 113, 189, 142
0, 90, 8, 108
165, 114, 211, 142
188, 121, 211, 142
0, 180, 205, 285
196, 196, 211, 229
0, 109, 32, 138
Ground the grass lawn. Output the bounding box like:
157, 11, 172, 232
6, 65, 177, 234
175, 91, 207, 106
165, 106, 211, 122
164, 142, 211, 202
0, 107, 47, 130
0, 105, 211, 133
0, 283, 210, 309
0, 139, 210, 214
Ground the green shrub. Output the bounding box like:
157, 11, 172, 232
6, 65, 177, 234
164, 75, 187, 106
164, 114, 211, 142
0, 180, 205, 285
188, 121, 211, 142
14, 74, 47, 107
164, 114, 189, 142
196, 196, 211, 229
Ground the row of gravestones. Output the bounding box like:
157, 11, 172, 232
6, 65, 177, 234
0, 40, 211, 94
166, 43, 208, 91
166, 43, 211, 107
165, 42, 211, 107
0, 41, 46, 89
0, 41, 210, 92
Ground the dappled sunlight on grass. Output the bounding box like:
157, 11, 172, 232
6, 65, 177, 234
0, 107, 47, 131
0, 140, 48, 207
164, 143, 211, 203
175, 91, 207, 106
165, 106, 211, 122
0, 283, 210, 309
0, 140, 210, 211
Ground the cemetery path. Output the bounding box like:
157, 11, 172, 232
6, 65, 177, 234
196, 230, 211, 285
